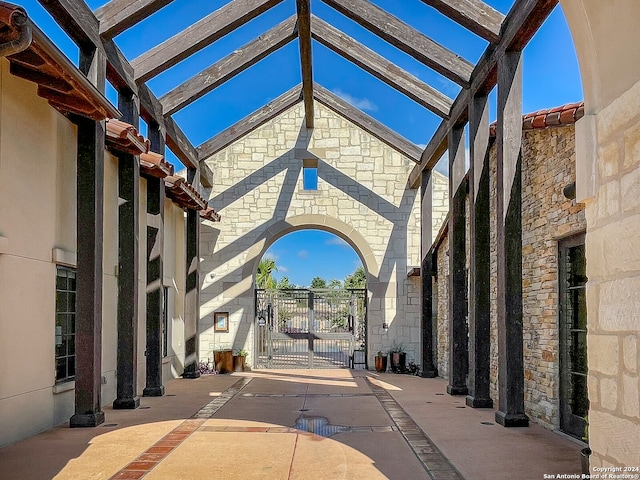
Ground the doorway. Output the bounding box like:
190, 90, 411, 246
558, 233, 588, 440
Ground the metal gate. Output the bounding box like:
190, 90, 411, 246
254, 289, 367, 369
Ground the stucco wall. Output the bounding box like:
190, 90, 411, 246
200, 101, 447, 367
0, 59, 77, 446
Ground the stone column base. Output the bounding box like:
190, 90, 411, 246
495, 411, 529, 427
447, 384, 468, 396
113, 397, 140, 410
70, 411, 105, 428
143, 386, 165, 397
466, 395, 493, 408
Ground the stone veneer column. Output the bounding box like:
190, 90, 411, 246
144, 122, 166, 396
447, 124, 469, 396
70, 47, 106, 428
113, 93, 140, 410
183, 167, 200, 379
467, 94, 493, 408
420, 169, 437, 378
495, 51, 528, 427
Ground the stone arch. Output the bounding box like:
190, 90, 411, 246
560, 1, 640, 112
559, 1, 640, 469
241, 213, 379, 284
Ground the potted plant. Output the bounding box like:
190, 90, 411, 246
374, 350, 387, 373
213, 344, 234, 374
389, 342, 406, 373
581, 416, 591, 475
233, 349, 248, 372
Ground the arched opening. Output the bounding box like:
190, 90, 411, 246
253, 229, 367, 370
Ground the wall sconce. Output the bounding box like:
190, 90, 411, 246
382, 322, 389, 332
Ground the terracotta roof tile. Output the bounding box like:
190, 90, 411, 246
140, 151, 173, 178
200, 206, 221, 222
1, 3, 119, 120
489, 101, 584, 138
165, 175, 207, 211
106, 119, 149, 155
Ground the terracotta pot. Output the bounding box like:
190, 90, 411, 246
375, 355, 387, 373
233, 355, 246, 372
214, 350, 234, 374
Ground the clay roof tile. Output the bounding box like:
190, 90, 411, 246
105, 118, 149, 155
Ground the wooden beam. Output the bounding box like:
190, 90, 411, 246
131, 0, 285, 83
37, 0, 102, 51
160, 16, 298, 116
420, 0, 504, 43
296, 0, 314, 128
96, 0, 175, 39
197, 85, 303, 159
320, 0, 473, 86
408, 0, 557, 188
420, 170, 438, 378
311, 16, 452, 118
495, 50, 527, 428
447, 124, 468, 397
314, 83, 422, 163
466, 92, 493, 408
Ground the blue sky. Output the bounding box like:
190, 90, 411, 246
16, 0, 583, 287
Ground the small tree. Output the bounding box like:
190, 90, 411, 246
344, 266, 366, 289
277, 276, 295, 289
310, 276, 327, 289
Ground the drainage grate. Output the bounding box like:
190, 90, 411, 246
481, 422, 494, 425
139, 406, 151, 409
103, 424, 118, 427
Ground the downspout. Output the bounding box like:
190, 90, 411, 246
0, 6, 32, 58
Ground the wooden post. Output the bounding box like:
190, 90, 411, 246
420, 169, 438, 378
144, 121, 166, 396
113, 93, 140, 410
447, 124, 468, 396
466, 93, 493, 408
70, 46, 106, 428
495, 51, 528, 427
183, 167, 201, 378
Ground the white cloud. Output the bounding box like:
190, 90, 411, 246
332, 89, 378, 112
264, 250, 279, 261
325, 237, 349, 247
278, 265, 289, 273
298, 250, 309, 259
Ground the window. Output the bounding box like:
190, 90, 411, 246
303, 158, 318, 190
55, 266, 76, 383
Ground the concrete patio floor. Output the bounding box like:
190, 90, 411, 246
0, 369, 583, 480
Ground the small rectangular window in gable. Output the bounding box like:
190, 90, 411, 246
303, 158, 318, 190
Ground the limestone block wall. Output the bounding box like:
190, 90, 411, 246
200, 101, 447, 366
583, 79, 640, 470
520, 125, 586, 428
435, 234, 450, 378
433, 122, 584, 430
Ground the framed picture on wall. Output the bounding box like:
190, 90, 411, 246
214, 312, 229, 332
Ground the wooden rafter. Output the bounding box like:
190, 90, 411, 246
420, 0, 504, 43
37, 0, 102, 51
197, 85, 303, 160
296, 0, 314, 128
95, 0, 175, 40
408, 0, 558, 188
320, 0, 473, 86
160, 16, 298, 116
314, 83, 422, 163
131, 0, 285, 83
311, 16, 452, 118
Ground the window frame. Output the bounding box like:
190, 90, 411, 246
55, 265, 76, 384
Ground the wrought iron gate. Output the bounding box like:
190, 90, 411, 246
254, 289, 367, 369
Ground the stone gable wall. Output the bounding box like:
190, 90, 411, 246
200, 102, 448, 367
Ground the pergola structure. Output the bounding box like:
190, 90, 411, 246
2, 0, 559, 428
